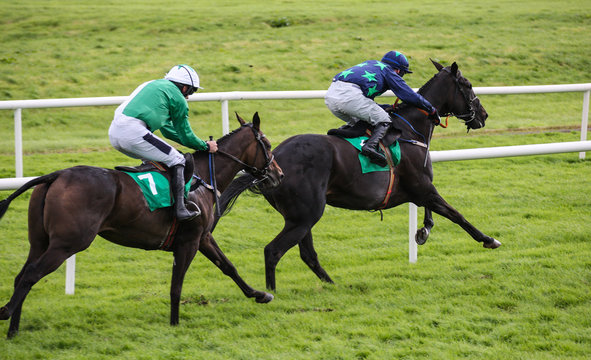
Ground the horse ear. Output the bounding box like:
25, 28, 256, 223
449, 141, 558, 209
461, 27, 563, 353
235, 112, 246, 125
451, 62, 458, 76
252, 112, 261, 130
431, 58, 444, 71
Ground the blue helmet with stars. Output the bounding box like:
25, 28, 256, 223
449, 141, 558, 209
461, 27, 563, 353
381, 51, 413, 74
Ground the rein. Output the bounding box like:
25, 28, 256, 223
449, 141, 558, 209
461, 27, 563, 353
216, 149, 275, 178
213, 123, 275, 180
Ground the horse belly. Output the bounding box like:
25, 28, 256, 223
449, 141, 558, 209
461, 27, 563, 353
326, 171, 393, 210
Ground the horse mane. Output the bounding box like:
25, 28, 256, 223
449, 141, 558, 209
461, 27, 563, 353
393, 72, 437, 112
417, 70, 441, 96
211, 172, 259, 231
216, 123, 252, 144
195, 122, 253, 162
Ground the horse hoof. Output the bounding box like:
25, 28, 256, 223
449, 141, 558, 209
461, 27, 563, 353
0, 306, 10, 320
256, 292, 274, 304
415, 228, 429, 245
483, 239, 502, 249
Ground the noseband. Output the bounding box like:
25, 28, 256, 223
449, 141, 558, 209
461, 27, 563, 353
216, 124, 275, 179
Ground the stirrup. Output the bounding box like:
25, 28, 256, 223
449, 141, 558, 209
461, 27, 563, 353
185, 201, 201, 217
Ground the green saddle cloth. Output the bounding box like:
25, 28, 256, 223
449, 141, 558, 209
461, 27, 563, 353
123, 171, 191, 211
342, 136, 401, 173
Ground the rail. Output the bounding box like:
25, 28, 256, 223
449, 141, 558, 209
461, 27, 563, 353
0, 83, 590, 293
1, 83, 590, 177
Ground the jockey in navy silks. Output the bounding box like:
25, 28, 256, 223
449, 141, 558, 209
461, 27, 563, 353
325, 50, 440, 167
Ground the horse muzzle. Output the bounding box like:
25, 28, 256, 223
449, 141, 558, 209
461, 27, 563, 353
266, 162, 284, 188
258, 161, 284, 188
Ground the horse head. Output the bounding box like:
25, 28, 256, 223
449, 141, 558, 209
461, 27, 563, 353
428, 60, 488, 131
221, 112, 283, 188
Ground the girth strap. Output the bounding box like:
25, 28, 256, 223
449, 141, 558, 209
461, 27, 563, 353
159, 217, 179, 251
363, 129, 396, 209
378, 141, 396, 209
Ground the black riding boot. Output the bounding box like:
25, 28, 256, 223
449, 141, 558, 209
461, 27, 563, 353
172, 164, 200, 221
361, 122, 390, 167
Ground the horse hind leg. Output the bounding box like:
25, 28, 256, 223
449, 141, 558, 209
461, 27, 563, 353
415, 208, 434, 245
5, 246, 50, 338
2, 234, 95, 337
299, 231, 333, 284
264, 220, 316, 291
2, 184, 51, 338
1, 243, 78, 337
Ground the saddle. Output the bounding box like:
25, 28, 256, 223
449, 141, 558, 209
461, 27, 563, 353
327, 121, 402, 148
115, 153, 209, 192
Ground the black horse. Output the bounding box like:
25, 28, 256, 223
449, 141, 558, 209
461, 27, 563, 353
215, 60, 501, 291
0, 113, 283, 338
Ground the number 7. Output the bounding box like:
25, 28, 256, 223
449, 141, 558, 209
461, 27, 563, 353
137, 173, 158, 195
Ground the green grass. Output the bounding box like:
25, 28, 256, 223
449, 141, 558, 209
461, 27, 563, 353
1, 0, 591, 358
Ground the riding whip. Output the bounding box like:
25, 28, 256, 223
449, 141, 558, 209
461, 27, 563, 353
424, 123, 434, 167
208, 136, 221, 218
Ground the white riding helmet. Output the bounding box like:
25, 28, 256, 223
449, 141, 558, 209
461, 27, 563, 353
164, 64, 203, 89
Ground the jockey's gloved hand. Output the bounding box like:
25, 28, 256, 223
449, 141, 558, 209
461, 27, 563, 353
428, 109, 441, 125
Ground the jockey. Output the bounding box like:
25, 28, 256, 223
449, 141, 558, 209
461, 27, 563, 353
109, 64, 217, 221
325, 50, 439, 167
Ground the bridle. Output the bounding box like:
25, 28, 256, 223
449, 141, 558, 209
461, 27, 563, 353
216, 124, 275, 180
439, 67, 480, 126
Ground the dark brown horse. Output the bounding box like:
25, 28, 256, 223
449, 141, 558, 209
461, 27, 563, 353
215, 61, 501, 291
0, 113, 283, 338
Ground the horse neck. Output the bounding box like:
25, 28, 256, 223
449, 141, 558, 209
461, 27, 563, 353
193, 141, 247, 193
419, 73, 456, 119
401, 74, 454, 137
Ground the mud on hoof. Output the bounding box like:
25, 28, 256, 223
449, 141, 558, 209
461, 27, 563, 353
415, 228, 430, 245
255, 292, 274, 304
483, 238, 502, 249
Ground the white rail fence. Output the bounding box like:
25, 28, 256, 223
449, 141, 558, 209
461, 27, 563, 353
0, 83, 590, 293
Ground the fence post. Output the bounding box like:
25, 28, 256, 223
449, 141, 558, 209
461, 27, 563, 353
409, 203, 418, 263
65, 255, 75, 295
14, 108, 23, 177
221, 99, 229, 135
580, 90, 590, 160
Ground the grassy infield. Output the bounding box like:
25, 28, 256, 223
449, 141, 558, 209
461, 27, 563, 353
1, 0, 590, 358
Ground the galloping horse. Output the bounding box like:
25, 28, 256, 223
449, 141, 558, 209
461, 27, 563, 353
216, 61, 501, 291
0, 113, 283, 338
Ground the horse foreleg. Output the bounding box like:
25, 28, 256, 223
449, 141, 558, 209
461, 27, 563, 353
299, 232, 333, 284
170, 242, 199, 326
426, 193, 501, 248
415, 208, 434, 245
199, 233, 273, 304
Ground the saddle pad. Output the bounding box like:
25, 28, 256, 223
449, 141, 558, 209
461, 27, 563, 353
342, 136, 401, 173
123, 171, 190, 211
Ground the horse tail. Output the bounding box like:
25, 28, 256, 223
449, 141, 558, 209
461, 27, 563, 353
212, 173, 259, 231
0, 172, 60, 222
